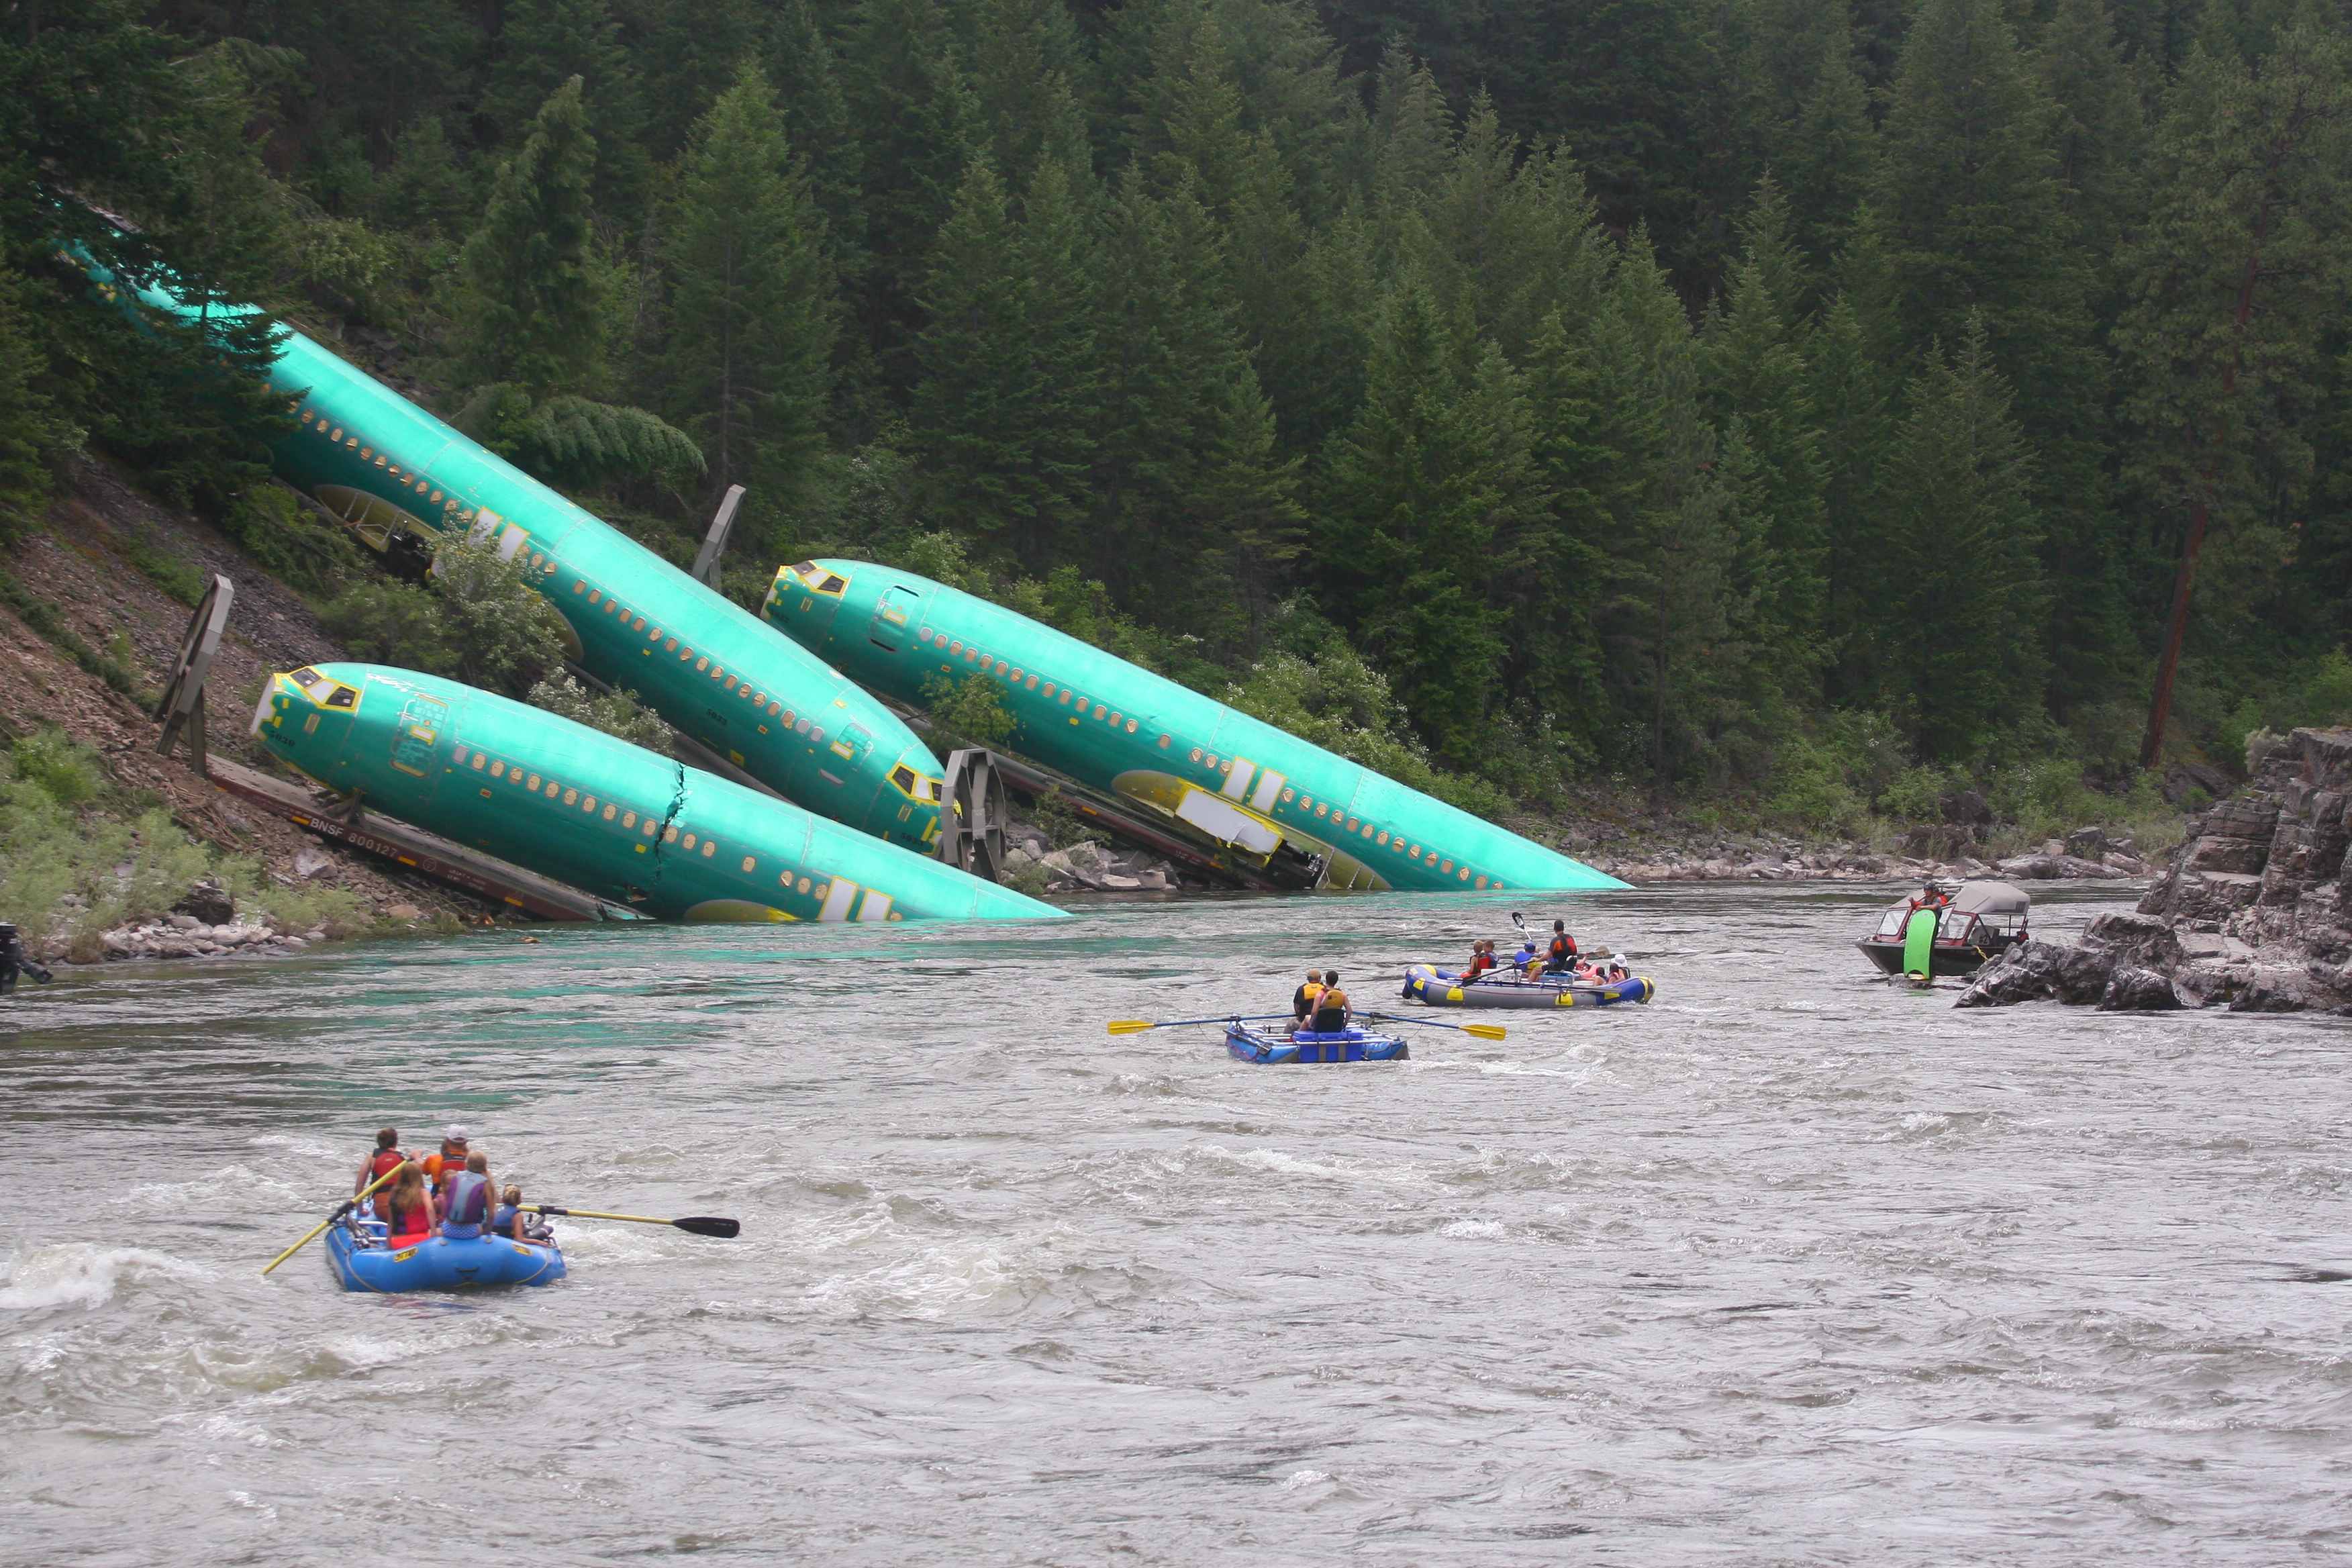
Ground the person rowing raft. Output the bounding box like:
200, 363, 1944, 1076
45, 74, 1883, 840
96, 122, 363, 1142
1310, 971, 1351, 1032
1291, 969, 1325, 1030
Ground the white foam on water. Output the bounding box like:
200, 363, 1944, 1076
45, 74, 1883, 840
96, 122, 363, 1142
1439, 1219, 1507, 1240
803, 1224, 1085, 1320
0, 1244, 209, 1312
1279, 1469, 1330, 1490
111, 1165, 307, 1212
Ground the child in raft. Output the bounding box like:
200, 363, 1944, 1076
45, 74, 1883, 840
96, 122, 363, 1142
491, 1184, 555, 1245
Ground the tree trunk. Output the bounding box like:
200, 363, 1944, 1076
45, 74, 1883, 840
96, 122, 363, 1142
2138, 200, 2271, 770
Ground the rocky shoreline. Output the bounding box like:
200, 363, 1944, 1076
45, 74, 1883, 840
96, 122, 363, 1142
1956, 727, 2352, 1015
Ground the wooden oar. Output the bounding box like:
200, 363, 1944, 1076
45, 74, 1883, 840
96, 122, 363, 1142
263, 1160, 408, 1276
1107, 1014, 1295, 1034
523, 1206, 740, 1238
1363, 1012, 1508, 1042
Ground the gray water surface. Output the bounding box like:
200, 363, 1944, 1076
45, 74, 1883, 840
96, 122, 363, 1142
3, 885, 2347, 1565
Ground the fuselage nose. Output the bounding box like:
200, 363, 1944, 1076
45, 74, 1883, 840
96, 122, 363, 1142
769, 561, 846, 644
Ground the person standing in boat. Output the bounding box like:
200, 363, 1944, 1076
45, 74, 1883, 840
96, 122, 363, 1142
440, 1150, 497, 1240
1310, 971, 1351, 1032
1543, 920, 1579, 975
1291, 969, 1325, 1030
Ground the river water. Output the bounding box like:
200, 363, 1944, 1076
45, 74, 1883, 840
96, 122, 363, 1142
3, 883, 2347, 1565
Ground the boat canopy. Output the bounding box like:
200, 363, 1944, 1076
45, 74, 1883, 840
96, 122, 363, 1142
1951, 879, 2030, 916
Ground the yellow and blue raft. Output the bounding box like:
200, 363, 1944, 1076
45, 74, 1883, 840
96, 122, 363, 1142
1402, 963, 1654, 1010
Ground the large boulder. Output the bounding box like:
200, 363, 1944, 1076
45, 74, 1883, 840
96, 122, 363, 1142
2065, 826, 2110, 861
1941, 789, 1994, 827
1969, 728, 2352, 1016
2163, 758, 2233, 807
2098, 968, 2184, 1012
1953, 940, 2117, 1008
172, 877, 236, 926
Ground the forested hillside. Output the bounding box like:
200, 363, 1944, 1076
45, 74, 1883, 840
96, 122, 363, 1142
3, 0, 2348, 834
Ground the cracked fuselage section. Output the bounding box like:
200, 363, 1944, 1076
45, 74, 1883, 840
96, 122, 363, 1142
252, 662, 1063, 923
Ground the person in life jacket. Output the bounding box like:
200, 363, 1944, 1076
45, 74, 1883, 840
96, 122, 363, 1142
439, 1150, 497, 1240
1310, 971, 1350, 1033
422, 1126, 471, 1194
1459, 940, 1498, 982
1291, 970, 1325, 1030
380, 1163, 436, 1248
1543, 920, 1579, 974
354, 1127, 409, 1211
491, 1184, 554, 1245
1514, 940, 1542, 979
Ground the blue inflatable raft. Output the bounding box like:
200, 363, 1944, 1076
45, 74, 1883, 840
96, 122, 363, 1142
1224, 1022, 1410, 1065
1402, 963, 1654, 1009
326, 1218, 567, 1293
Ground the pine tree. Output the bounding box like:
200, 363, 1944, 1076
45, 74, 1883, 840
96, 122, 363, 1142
1089, 169, 1300, 647
453, 77, 609, 398
911, 156, 1102, 567
1808, 291, 1900, 703
2037, 0, 2148, 284
841, 0, 979, 384
1702, 187, 1830, 708
661, 64, 839, 522
1875, 321, 2047, 761
967, 0, 1097, 187
0, 271, 66, 542
1865, 0, 2120, 720
2116, 16, 2352, 764
1587, 228, 1743, 791
1316, 274, 1530, 766
483, 0, 650, 223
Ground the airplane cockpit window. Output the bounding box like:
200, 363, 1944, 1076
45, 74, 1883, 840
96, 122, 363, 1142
816, 573, 849, 595
322, 684, 358, 709
888, 765, 940, 803
791, 560, 820, 577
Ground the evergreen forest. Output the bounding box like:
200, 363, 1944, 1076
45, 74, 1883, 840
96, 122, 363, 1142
4, 0, 2350, 834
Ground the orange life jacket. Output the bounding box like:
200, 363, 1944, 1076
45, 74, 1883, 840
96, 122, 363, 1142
364, 1148, 407, 1187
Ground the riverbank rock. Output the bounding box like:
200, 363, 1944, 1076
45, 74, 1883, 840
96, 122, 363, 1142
172, 878, 236, 925
1957, 727, 2352, 1015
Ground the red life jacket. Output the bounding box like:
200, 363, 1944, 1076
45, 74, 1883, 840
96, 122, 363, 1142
366, 1148, 407, 1187
1548, 934, 1576, 965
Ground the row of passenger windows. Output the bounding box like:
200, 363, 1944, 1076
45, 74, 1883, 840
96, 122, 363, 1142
294, 405, 471, 522
911, 626, 1500, 889
450, 743, 853, 902
574, 580, 822, 741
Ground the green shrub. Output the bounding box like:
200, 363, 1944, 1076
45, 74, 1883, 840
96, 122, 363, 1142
219, 485, 371, 596
1763, 734, 1863, 836
11, 727, 104, 807
1227, 646, 1512, 820
1875, 765, 1949, 824
320, 532, 567, 697
119, 537, 209, 606
0, 567, 142, 696
527, 673, 673, 755
922, 671, 1016, 752
1031, 784, 1106, 849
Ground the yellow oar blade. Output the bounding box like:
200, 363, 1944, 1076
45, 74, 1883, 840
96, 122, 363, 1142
1462, 1022, 1508, 1040
1106, 1020, 1157, 1034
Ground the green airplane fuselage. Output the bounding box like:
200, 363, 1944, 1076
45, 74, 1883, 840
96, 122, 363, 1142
253, 663, 1063, 924
87, 265, 946, 854
764, 562, 1627, 894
